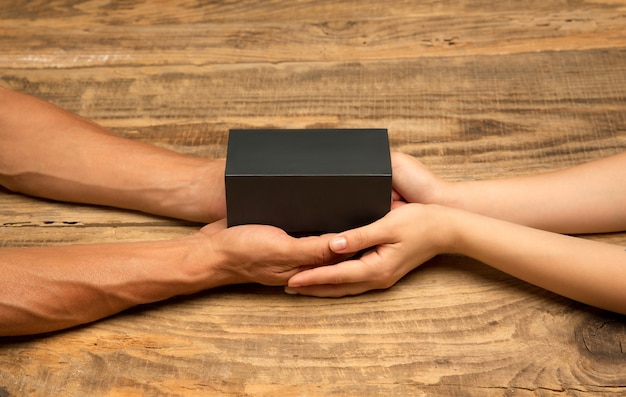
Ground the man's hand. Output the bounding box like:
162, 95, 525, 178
197, 220, 343, 287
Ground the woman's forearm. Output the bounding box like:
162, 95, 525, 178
443, 152, 626, 234
0, 87, 225, 222
447, 207, 626, 314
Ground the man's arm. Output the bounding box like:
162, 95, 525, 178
0, 87, 225, 222
0, 88, 343, 336
1, 221, 338, 336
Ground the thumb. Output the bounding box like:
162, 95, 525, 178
329, 218, 391, 254
392, 188, 404, 202
199, 218, 227, 235
289, 234, 338, 267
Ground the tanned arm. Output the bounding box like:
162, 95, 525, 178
2, 221, 339, 336
0, 87, 225, 222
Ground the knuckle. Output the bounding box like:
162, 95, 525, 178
373, 268, 396, 290
332, 273, 346, 285
350, 230, 371, 250
316, 245, 332, 265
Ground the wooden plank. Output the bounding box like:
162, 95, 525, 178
1, 259, 624, 395
3, 49, 625, 178
0, 225, 196, 247
1, 0, 626, 395
0, 1, 625, 68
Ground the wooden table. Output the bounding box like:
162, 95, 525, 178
1, 1, 625, 395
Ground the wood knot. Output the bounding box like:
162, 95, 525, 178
575, 316, 626, 363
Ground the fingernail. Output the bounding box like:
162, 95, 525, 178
330, 236, 347, 251
284, 287, 298, 295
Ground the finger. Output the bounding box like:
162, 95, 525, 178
391, 200, 407, 210
287, 234, 340, 267
288, 258, 372, 287
329, 217, 394, 254
392, 188, 403, 201
284, 282, 372, 298
199, 218, 227, 235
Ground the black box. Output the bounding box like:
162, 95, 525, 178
225, 129, 391, 235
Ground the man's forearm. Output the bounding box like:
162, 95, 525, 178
0, 221, 341, 336
0, 87, 225, 222
0, 236, 226, 336
447, 207, 626, 314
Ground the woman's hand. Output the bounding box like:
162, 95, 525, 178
284, 204, 452, 297
390, 152, 451, 206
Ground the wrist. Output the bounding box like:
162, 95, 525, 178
159, 158, 226, 223
439, 206, 500, 259
178, 232, 239, 291
187, 158, 226, 222
426, 204, 460, 254
434, 179, 467, 209
423, 204, 470, 256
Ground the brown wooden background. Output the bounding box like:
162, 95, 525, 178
1, 1, 625, 396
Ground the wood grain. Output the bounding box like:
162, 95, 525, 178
4, 50, 626, 177
1, 1, 625, 67
1, 0, 625, 396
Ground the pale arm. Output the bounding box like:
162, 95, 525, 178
450, 207, 626, 313
0, 87, 225, 222
287, 204, 626, 314
392, 151, 626, 234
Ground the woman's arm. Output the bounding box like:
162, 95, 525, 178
1, 221, 339, 336
285, 151, 626, 312
392, 151, 626, 234
286, 204, 626, 314
450, 207, 626, 313
0, 87, 225, 222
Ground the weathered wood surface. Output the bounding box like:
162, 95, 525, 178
1, 1, 625, 396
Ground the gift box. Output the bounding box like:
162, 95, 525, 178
225, 129, 391, 235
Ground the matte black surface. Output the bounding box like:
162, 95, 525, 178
225, 129, 391, 234
226, 129, 391, 175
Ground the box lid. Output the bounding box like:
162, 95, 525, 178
226, 129, 391, 176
